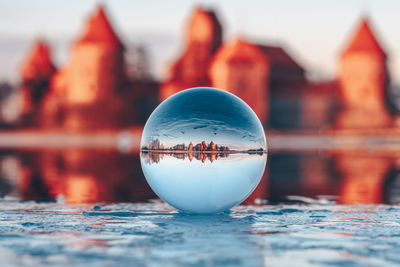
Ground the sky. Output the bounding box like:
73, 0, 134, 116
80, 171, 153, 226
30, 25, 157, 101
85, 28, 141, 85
1, 0, 400, 85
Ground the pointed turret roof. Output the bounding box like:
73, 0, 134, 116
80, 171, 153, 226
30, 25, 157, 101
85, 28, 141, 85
186, 6, 222, 52
342, 17, 386, 58
213, 39, 269, 65
78, 5, 123, 47
21, 39, 55, 81
212, 38, 303, 71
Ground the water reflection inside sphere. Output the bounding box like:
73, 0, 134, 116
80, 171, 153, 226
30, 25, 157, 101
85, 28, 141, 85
140, 87, 267, 213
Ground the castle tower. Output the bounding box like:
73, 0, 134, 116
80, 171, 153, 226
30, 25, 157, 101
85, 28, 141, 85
43, 5, 127, 129
19, 40, 55, 124
336, 17, 392, 129
21, 40, 55, 83
209, 39, 269, 124
160, 7, 222, 100
209, 38, 305, 126
54, 5, 125, 105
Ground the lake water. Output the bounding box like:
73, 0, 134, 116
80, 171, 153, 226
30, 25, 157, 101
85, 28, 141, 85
1, 148, 400, 266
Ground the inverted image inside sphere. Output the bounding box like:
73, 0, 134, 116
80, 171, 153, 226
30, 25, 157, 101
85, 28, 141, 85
140, 87, 267, 214
141, 87, 267, 152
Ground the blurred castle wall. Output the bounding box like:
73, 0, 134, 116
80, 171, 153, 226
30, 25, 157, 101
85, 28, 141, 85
335, 18, 392, 129
300, 82, 337, 129
19, 40, 56, 126
19, 5, 158, 130
54, 7, 125, 106
209, 39, 269, 123
162, 8, 395, 130
160, 7, 222, 101
14, 5, 398, 131
259, 44, 307, 129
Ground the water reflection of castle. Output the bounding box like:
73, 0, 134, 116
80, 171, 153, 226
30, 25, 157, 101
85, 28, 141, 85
141, 140, 231, 164
2, 149, 400, 204
141, 150, 229, 164
0, 150, 156, 203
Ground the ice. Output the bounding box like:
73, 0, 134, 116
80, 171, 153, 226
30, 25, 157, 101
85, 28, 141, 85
1, 199, 400, 266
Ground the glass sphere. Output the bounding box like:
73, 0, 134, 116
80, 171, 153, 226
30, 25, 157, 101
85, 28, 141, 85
140, 87, 267, 214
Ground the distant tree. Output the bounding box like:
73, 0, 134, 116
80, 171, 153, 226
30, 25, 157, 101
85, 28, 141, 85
148, 138, 161, 150
0, 82, 13, 101
0, 82, 20, 126
387, 84, 400, 114
125, 44, 152, 81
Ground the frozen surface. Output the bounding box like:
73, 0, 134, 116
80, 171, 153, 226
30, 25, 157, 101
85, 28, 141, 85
1, 199, 400, 266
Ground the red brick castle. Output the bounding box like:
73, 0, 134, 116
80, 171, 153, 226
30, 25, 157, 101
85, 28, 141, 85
18, 5, 396, 131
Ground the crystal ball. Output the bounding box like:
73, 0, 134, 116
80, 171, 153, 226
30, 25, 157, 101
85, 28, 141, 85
140, 87, 267, 214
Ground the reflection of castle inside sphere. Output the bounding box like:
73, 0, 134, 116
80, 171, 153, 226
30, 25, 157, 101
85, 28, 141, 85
140, 87, 267, 214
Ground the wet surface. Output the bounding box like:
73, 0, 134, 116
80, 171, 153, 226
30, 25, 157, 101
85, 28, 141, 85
1, 199, 400, 266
